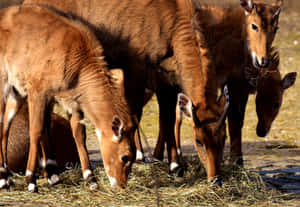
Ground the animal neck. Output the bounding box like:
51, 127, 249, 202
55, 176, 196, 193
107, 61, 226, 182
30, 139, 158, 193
76, 61, 132, 132
172, 8, 217, 109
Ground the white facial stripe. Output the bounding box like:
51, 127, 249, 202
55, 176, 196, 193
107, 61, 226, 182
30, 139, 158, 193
95, 129, 102, 144
251, 52, 257, 67
83, 169, 92, 180
107, 175, 117, 188
170, 162, 179, 171
7, 109, 16, 126
26, 170, 32, 176
136, 150, 144, 161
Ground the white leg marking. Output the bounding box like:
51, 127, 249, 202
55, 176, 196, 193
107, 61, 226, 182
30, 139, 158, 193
95, 129, 102, 144
177, 148, 182, 156
107, 175, 117, 188
40, 158, 46, 168
0, 167, 7, 173
83, 169, 92, 180
47, 174, 60, 185
26, 170, 32, 176
170, 162, 179, 171
28, 183, 36, 192
0, 179, 7, 188
46, 159, 57, 166
136, 150, 144, 161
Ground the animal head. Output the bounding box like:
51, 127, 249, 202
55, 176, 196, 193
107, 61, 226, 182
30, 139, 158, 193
245, 52, 297, 137
177, 89, 229, 182
240, 0, 283, 69
95, 69, 136, 188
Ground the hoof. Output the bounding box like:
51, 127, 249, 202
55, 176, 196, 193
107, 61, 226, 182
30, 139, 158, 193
209, 176, 223, 187
89, 182, 98, 191
47, 174, 60, 185
236, 157, 244, 166
28, 183, 38, 192
169, 162, 184, 177
0, 179, 9, 189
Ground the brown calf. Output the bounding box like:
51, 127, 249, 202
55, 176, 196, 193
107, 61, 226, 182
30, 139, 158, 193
0, 5, 136, 191
7, 104, 79, 173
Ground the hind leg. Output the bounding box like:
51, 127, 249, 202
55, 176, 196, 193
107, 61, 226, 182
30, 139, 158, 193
39, 105, 60, 186
0, 93, 24, 189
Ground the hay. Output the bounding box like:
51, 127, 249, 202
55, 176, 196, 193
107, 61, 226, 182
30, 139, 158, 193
0, 155, 288, 207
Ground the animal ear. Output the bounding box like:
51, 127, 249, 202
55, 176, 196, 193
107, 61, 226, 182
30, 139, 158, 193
112, 116, 124, 142
271, 0, 283, 19
282, 72, 297, 90
177, 93, 193, 120
110, 68, 124, 86
240, 0, 254, 14
244, 67, 259, 88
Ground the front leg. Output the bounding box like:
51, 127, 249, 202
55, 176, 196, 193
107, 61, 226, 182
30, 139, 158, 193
227, 83, 249, 166
69, 111, 97, 190
155, 85, 182, 175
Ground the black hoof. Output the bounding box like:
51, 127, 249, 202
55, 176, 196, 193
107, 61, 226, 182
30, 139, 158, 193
209, 176, 223, 187
169, 165, 184, 177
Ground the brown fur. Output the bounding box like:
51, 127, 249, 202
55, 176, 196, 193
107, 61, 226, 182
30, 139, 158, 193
152, 0, 283, 177
7, 104, 79, 173
0, 5, 135, 190
23, 0, 220, 178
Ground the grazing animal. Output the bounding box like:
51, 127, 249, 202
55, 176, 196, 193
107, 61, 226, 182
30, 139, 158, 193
22, 0, 280, 182
135, 0, 284, 178
174, 51, 297, 161
0, 5, 136, 191
7, 104, 79, 173
171, 0, 284, 165
23, 0, 226, 182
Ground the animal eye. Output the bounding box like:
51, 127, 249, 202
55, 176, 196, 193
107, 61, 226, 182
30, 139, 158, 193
121, 155, 130, 164
252, 24, 258, 31
195, 138, 203, 146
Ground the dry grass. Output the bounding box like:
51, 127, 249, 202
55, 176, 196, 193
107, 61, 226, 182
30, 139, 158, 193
0, 156, 290, 207
0, 0, 299, 206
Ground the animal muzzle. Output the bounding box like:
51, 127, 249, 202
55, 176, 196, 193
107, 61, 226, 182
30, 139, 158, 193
256, 124, 269, 137
254, 56, 270, 69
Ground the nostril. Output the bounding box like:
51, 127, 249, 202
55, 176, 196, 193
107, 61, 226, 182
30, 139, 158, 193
121, 155, 129, 164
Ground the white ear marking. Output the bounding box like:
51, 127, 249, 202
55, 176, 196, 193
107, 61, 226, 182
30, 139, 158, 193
177, 93, 193, 120
112, 116, 123, 142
